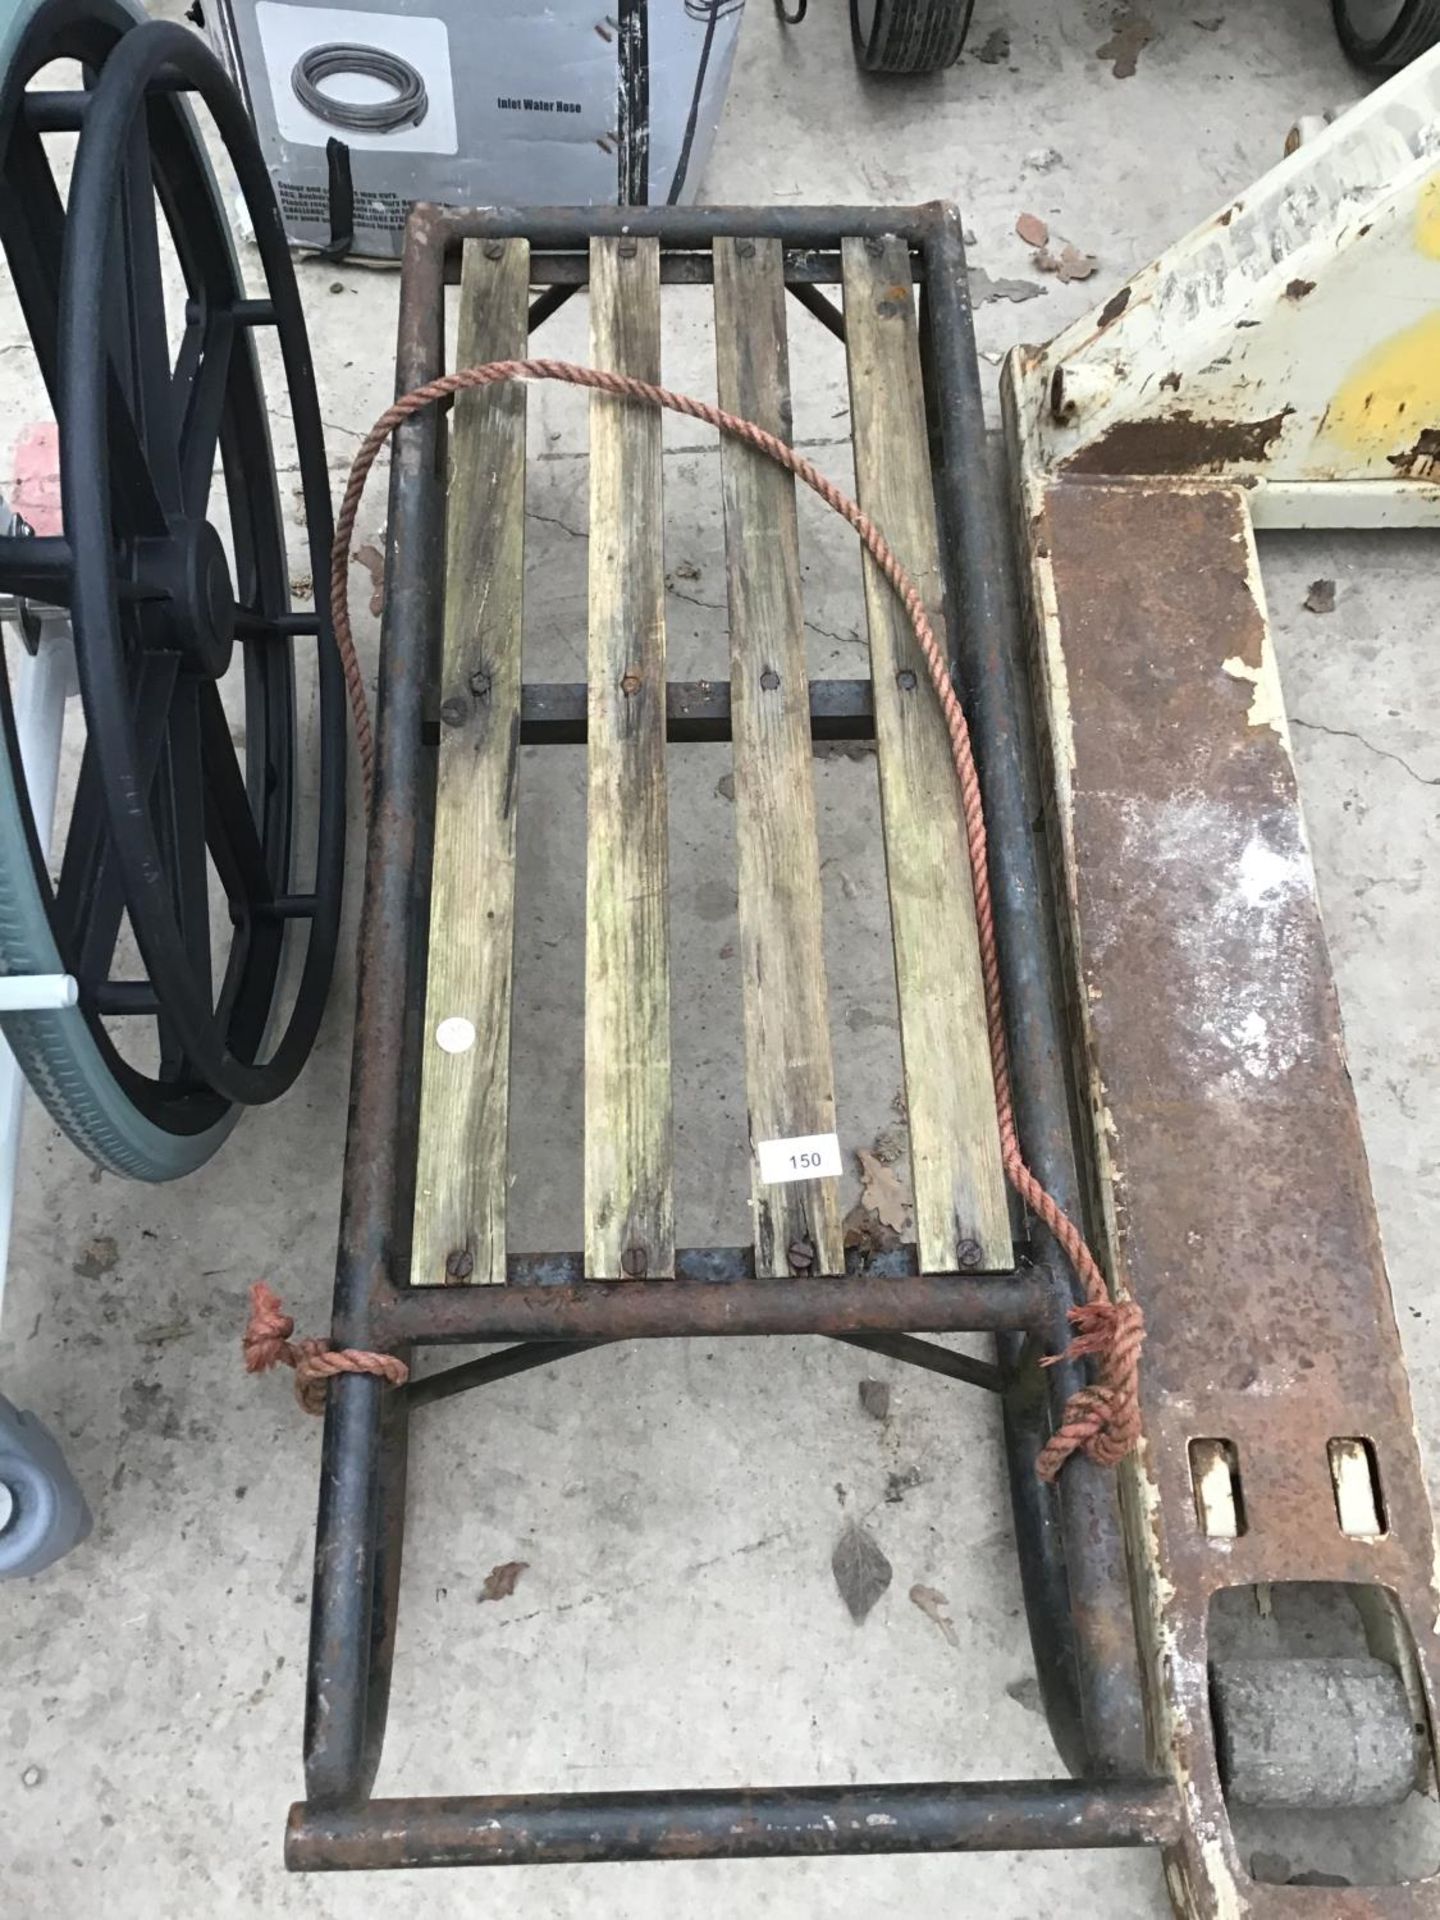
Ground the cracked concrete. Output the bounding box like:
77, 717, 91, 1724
1291, 715, 1440, 788
3, 4, 1438, 1918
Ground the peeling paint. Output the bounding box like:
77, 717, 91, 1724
1220, 651, 1284, 735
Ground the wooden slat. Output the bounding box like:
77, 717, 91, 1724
841, 235, 1010, 1271
584, 237, 673, 1279
410, 238, 529, 1286
713, 238, 844, 1278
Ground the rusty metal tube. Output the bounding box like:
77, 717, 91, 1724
377, 1269, 1052, 1347
286, 1778, 1182, 1871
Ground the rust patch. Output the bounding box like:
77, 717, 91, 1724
1098, 285, 1131, 329
1387, 427, 1440, 478
1062, 405, 1293, 475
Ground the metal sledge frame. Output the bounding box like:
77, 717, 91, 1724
287, 200, 1173, 1872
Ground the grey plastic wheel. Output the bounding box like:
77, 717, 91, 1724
851, 0, 974, 73
1333, 0, 1440, 67
0, 675, 238, 1179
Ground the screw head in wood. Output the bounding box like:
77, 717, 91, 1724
445, 1248, 476, 1281
760, 668, 780, 691
621, 1246, 648, 1278
482, 239, 505, 260
896, 669, 917, 692
439, 695, 469, 728
956, 1239, 983, 1270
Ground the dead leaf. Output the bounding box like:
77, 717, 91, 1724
1034, 244, 1098, 282
73, 1234, 118, 1279
969, 267, 1046, 307
843, 1202, 899, 1259
1303, 578, 1336, 615
856, 1148, 911, 1233
974, 26, 1010, 62
858, 1378, 890, 1421
479, 1560, 529, 1602
885, 1466, 923, 1503
909, 1583, 959, 1648
672, 558, 702, 582
1015, 211, 1049, 248
832, 1520, 892, 1624
715, 772, 736, 802
1097, 6, 1154, 77
352, 543, 386, 619
1193, 13, 1223, 27
870, 1125, 907, 1167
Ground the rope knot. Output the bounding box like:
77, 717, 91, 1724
242, 1281, 297, 1374
243, 1282, 408, 1415
1035, 1298, 1145, 1481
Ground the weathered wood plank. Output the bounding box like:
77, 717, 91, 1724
713, 237, 844, 1278
841, 234, 1010, 1271
410, 238, 529, 1287
584, 236, 673, 1279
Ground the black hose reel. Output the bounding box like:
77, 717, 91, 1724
0, 0, 347, 1180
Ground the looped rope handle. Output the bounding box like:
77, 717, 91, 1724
305, 357, 1144, 1477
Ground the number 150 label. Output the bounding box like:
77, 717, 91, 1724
756, 1132, 843, 1185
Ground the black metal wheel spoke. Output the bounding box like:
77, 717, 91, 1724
197, 677, 273, 910
112, 105, 182, 515
177, 312, 233, 517
1, 114, 169, 542
157, 674, 214, 1010
53, 650, 179, 987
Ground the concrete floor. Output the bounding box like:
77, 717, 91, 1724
4, 1, 1440, 1914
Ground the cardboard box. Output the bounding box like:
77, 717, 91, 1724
200, 0, 747, 258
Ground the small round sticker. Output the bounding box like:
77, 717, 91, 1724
435, 1016, 476, 1054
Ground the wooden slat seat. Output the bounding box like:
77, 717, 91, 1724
410, 231, 1012, 1285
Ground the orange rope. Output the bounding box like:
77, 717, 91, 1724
243, 1282, 408, 1414
316, 359, 1142, 1478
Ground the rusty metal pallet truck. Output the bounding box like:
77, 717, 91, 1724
279, 86, 1440, 1917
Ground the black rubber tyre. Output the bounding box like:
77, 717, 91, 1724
1332, 0, 1440, 67
850, 0, 975, 73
